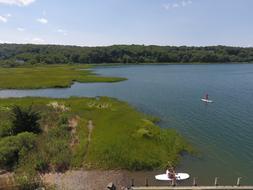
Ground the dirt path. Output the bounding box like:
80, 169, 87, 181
69, 116, 80, 147
83, 120, 94, 161
42, 170, 169, 190
42, 170, 129, 190
0, 172, 14, 188
87, 120, 93, 143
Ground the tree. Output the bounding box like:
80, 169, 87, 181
1, 44, 253, 64
11, 106, 41, 135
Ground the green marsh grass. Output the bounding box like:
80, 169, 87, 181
0, 97, 192, 174
0, 64, 126, 89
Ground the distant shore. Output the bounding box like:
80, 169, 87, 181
1, 44, 253, 65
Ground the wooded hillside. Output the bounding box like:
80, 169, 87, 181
1, 44, 253, 66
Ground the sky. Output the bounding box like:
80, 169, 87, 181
0, 0, 253, 47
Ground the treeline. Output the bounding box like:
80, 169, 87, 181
1, 44, 253, 66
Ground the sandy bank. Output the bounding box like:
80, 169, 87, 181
42, 170, 130, 190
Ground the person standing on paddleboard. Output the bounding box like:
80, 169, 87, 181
205, 93, 209, 100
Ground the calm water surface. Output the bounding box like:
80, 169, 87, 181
1, 64, 253, 185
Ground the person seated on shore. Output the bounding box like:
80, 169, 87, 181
166, 167, 171, 175
166, 166, 176, 179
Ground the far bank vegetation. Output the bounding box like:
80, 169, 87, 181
1, 44, 253, 66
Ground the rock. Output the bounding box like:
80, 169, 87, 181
35, 188, 45, 190
0, 170, 7, 175
107, 182, 116, 190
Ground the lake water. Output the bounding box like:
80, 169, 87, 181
1, 64, 253, 185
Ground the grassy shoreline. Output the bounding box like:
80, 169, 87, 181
0, 97, 192, 175
90, 62, 253, 68
0, 64, 126, 90
1, 63, 251, 90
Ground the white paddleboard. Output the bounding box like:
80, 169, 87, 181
201, 98, 213, 103
155, 173, 190, 181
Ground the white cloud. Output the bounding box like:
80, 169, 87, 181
37, 18, 48, 24
0, 15, 8, 23
163, 4, 171, 10
172, 3, 179, 8
0, 40, 12, 43
17, 27, 25, 32
163, 0, 192, 10
57, 28, 67, 36
0, 13, 11, 23
0, 0, 35, 6
32, 37, 45, 44
181, 0, 192, 7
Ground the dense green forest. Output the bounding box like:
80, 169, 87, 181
0, 44, 253, 66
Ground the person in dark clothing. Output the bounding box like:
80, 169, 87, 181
205, 93, 209, 100
167, 166, 176, 179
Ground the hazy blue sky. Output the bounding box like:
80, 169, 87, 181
0, 0, 252, 46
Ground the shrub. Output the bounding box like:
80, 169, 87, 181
0, 132, 37, 169
15, 174, 42, 190
35, 158, 49, 172
58, 115, 69, 125
0, 121, 13, 137
57, 115, 70, 131
44, 121, 71, 172
11, 106, 41, 135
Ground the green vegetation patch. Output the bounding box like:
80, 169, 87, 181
0, 65, 126, 89
1, 44, 253, 65
0, 97, 192, 175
